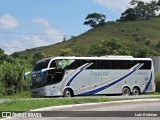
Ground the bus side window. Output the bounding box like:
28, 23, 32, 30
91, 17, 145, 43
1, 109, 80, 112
68, 60, 85, 69
138, 60, 151, 69
50, 61, 56, 68
111, 60, 129, 69
97, 60, 103, 69
129, 60, 136, 68
97, 60, 108, 69
48, 61, 56, 74
87, 60, 97, 69
74, 60, 83, 68
129, 60, 151, 69
112, 60, 122, 69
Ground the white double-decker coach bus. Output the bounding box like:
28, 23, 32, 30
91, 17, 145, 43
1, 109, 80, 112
24, 56, 155, 97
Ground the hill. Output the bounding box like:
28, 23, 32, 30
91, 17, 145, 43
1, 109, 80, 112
16, 17, 160, 57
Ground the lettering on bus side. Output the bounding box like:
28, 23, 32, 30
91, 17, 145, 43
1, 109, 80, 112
90, 71, 108, 77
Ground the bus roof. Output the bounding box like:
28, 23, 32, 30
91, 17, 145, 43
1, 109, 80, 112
47, 56, 152, 61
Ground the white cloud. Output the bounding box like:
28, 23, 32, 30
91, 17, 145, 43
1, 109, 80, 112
1, 39, 22, 54
32, 19, 50, 27
1, 36, 51, 54
32, 18, 64, 42
22, 36, 50, 48
1, 18, 64, 54
93, 0, 156, 12
0, 14, 19, 30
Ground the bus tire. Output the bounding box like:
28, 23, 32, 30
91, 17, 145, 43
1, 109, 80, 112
132, 87, 140, 95
63, 89, 73, 97
122, 87, 131, 96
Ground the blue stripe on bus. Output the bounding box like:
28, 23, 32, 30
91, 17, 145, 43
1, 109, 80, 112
66, 64, 91, 86
142, 72, 152, 93
78, 65, 141, 95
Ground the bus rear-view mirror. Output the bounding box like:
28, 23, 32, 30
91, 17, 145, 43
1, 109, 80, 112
24, 72, 31, 80
40, 67, 56, 77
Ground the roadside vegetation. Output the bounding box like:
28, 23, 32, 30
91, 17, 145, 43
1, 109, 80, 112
145, 92, 160, 95
155, 73, 160, 92
1, 91, 31, 99
0, 49, 31, 98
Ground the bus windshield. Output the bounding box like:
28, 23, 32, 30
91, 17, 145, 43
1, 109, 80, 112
55, 59, 75, 69
33, 58, 51, 71
31, 59, 75, 88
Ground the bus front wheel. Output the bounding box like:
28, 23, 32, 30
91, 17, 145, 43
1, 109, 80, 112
63, 89, 73, 97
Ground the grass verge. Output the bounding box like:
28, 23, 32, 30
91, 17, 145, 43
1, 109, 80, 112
0, 91, 31, 99
1, 97, 160, 112
0, 92, 160, 111
0, 98, 112, 111
144, 92, 160, 95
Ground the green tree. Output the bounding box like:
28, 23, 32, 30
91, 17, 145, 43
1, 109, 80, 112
145, 1, 159, 17
120, 8, 137, 21
135, 47, 159, 57
0, 48, 10, 63
12, 52, 20, 58
0, 60, 31, 95
84, 13, 106, 28
0, 49, 31, 96
0, 48, 5, 62
136, 47, 150, 57
136, 1, 158, 20
0, 48, 4, 56
89, 38, 131, 56
60, 48, 73, 56
32, 52, 46, 65
130, 0, 139, 6
119, 0, 159, 21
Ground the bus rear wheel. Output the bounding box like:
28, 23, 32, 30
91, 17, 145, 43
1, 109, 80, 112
122, 87, 131, 96
63, 89, 73, 97
132, 87, 140, 95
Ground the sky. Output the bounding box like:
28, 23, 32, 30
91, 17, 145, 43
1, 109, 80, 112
0, 0, 155, 54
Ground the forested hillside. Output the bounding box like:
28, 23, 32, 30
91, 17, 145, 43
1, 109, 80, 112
16, 17, 160, 57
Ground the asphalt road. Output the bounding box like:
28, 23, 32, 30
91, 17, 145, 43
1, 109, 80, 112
2, 99, 160, 120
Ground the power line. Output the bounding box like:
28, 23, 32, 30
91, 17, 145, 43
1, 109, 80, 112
1, 47, 26, 49
0, 31, 73, 37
